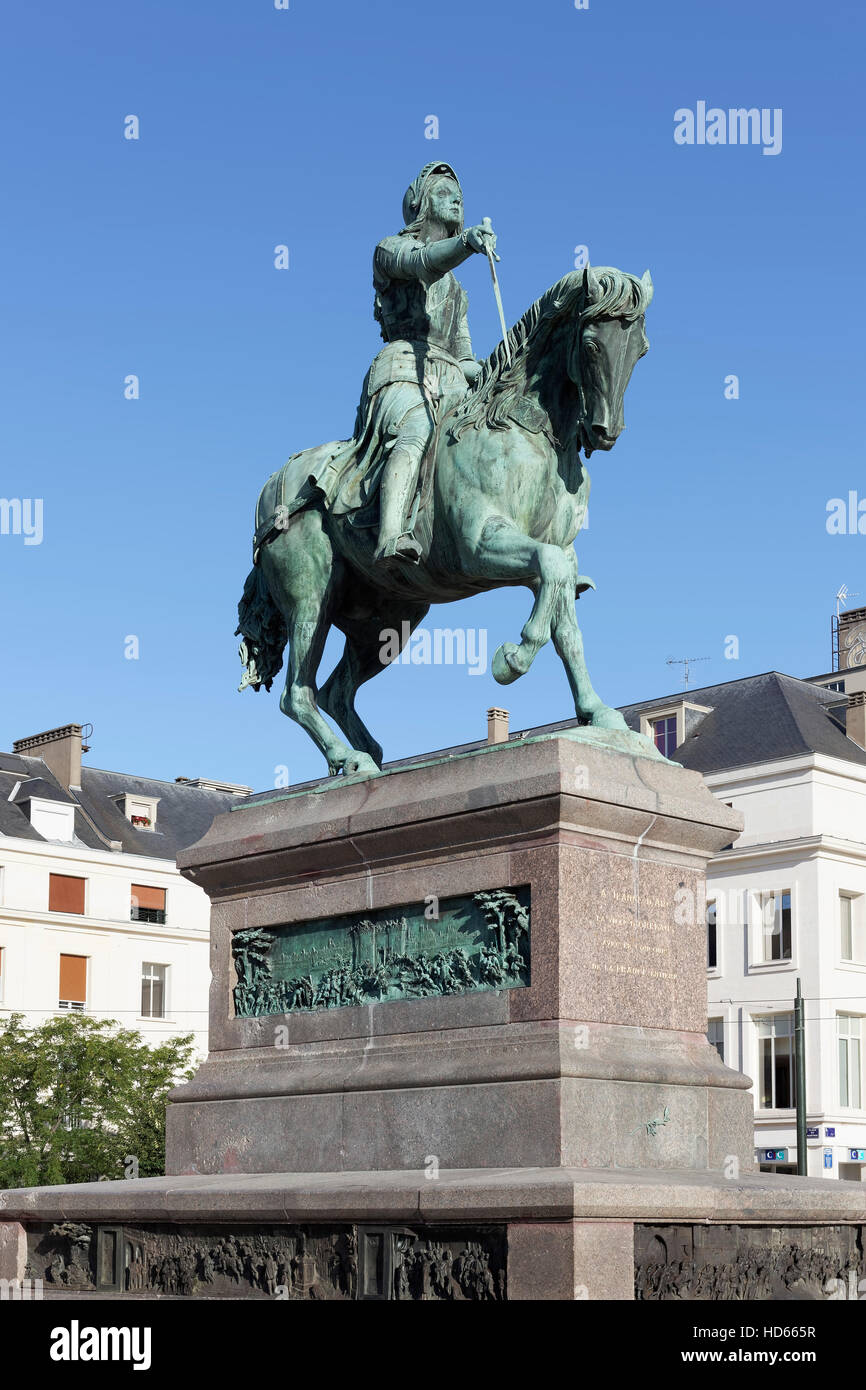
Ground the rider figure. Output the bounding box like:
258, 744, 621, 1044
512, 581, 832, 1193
370, 162, 497, 565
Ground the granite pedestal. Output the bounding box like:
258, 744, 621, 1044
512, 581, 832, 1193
166, 728, 753, 1178
2, 731, 864, 1300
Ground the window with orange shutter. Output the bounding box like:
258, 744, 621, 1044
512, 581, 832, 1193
49, 874, 85, 915
58, 954, 87, 1009
130, 884, 166, 924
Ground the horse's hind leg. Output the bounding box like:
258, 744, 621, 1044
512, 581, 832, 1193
320, 600, 430, 768
260, 520, 380, 777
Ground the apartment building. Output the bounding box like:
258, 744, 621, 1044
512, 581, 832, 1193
0, 723, 249, 1059
621, 656, 866, 1181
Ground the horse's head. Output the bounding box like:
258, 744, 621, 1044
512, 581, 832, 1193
448, 263, 653, 457
569, 265, 653, 457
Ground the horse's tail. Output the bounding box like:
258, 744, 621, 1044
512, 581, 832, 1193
235, 563, 287, 693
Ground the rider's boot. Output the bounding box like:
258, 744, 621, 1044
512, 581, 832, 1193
374, 444, 424, 565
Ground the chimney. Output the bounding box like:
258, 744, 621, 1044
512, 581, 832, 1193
847, 692, 866, 750
12, 724, 83, 790
487, 707, 510, 745
838, 607, 866, 670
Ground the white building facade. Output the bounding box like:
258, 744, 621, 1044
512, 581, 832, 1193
623, 667, 866, 1181
0, 835, 212, 1054
705, 751, 866, 1180
0, 724, 248, 1062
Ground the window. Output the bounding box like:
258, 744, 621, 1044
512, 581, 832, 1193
757, 1014, 796, 1109
707, 1017, 724, 1062
58, 954, 87, 1010
141, 963, 167, 1019
840, 894, 865, 963
838, 1015, 862, 1109
707, 899, 718, 969
49, 873, 85, 915
759, 889, 792, 963
131, 885, 166, 925
116, 793, 159, 831
652, 715, 677, 758
841, 894, 853, 960
0, 945, 4, 1002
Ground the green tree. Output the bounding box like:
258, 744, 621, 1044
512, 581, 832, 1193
0, 1013, 195, 1189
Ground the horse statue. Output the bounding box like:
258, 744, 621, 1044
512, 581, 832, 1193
236, 263, 653, 777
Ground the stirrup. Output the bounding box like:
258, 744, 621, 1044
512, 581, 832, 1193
375, 533, 422, 565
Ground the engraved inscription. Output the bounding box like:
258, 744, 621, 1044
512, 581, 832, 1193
589, 877, 691, 983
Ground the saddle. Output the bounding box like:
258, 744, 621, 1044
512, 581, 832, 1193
252, 407, 448, 566
252, 380, 550, 566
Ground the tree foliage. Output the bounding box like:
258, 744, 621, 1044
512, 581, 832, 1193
0, 1013, 196, 1189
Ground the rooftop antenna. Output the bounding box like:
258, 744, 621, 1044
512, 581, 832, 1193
833, 586, 862, 670
666, 655, 709, 690
81, 722, 93, 754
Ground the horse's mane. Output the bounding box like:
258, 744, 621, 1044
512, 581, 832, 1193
450, 267, 650, 440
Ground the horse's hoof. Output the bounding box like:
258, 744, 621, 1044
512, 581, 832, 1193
588, 706, 629, 731
492, 641, 527, 685
341, 751, 381, 778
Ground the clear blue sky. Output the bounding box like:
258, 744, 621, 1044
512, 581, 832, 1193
1, 0, 863, 790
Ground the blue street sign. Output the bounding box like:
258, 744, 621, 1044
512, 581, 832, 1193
806, 1127, 819, 1139
825, 1127, 836, 1138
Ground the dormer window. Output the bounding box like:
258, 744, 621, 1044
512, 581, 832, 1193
639, 701, 713, 759
11, 780, 76, 843
29, 798, 76, 842
652, 715, 678, 758
115, 793, 160, 831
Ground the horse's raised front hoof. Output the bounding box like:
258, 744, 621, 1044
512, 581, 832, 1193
492, 641, 529, 686
588, 705, 629, 731
340, 751, 382, 778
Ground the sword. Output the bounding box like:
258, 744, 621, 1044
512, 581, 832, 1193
482, 216, 512, 366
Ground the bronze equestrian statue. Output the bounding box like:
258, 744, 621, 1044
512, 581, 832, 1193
237, 161, 653, 776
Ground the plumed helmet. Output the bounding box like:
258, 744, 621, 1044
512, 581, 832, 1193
402, 162, 461, 227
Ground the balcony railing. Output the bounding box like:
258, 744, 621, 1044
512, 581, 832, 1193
130, 906, 166, 925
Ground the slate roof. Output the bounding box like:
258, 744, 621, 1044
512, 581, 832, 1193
619, 671, 866, 774
243, 669, 866, 808
6, 670, 861, 837
11, 778, 76, 805
0, 752, 244, 858
76, 768, 242, 859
